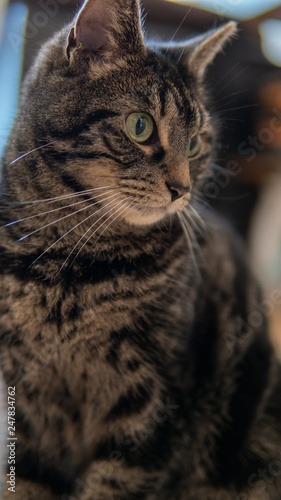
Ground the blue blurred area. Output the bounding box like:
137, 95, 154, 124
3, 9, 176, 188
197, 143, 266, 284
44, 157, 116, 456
0, 2, 28, 160
173, 0, 281, 19
260, 19, 281, 67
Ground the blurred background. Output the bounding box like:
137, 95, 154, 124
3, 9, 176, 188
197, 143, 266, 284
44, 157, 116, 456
0, 0, 281, 351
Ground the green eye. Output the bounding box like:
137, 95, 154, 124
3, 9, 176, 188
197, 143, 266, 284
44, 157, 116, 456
187, 135, 202, 158
126, 113, 154, 143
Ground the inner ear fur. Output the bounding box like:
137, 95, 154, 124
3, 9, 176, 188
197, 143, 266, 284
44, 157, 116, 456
67, 0, 145, 65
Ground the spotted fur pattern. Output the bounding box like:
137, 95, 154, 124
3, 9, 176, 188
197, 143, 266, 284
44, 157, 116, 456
0, 1, 281, 499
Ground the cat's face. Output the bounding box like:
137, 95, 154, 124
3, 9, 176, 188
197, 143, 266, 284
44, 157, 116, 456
42, 54, 211, 227
8, 0, 236, 229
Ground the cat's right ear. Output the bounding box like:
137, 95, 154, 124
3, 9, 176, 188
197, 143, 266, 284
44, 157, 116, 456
67, 0, 145, 69
157, 22, 237, 81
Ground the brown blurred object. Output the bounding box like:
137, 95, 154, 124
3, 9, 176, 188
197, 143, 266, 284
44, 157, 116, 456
254, 77, 281, 149
228, 76, 281, 186
258, 79, 281, 110
254, 117, 281, 149
225, 153, 281, 185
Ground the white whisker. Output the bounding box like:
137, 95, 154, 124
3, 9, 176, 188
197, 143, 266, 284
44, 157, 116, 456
192, 192, 212, 212
18, 192, 120, 242
185, 205, 206, 234
165, 7, 192, 52
213, 62, 240, 89
182, 209, 203, 238
3, 184, 117, 207
177, 211, 200, 279
218, 103, 258, 114
91, 200, 133, 248
9, 142, 56, 165
62, 197, 133, 269
67, 200, 133, 270
4, 189, 117, 227
176, 48, 185, 65
214, 89, 248, 104
29, 194, 122, 266
214, 65, 248, 97
181, 210, 205, 265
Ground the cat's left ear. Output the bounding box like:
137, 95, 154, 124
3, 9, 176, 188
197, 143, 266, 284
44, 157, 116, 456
164, 22, 237, 80
67, 0, 145, 66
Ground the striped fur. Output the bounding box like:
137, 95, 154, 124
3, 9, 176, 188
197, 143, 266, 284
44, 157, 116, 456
0, 1, 281, 499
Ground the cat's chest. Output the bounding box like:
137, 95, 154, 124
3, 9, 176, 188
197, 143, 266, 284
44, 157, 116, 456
0, 255, 196, 378
10, 289, 190, 466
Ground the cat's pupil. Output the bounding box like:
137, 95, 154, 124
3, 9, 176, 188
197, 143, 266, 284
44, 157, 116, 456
136, 117, 145, 136
189, 137, 197, 149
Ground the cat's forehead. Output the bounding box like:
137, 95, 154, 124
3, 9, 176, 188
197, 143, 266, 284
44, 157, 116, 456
93, 51, 202, 127
115, 68, 202, 134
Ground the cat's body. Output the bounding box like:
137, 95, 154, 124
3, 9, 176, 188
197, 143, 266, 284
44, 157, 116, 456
0, 1, 281, 499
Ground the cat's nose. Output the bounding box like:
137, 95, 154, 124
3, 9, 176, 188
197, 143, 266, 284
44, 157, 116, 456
166, 181, 190, 202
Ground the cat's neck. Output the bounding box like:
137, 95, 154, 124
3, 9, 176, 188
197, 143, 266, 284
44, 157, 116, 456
0, 186, 188, 283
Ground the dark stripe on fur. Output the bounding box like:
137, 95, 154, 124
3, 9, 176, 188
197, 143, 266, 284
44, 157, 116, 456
159, 86, 167, 117
95, 409, 175, 468
14, 444, 73, 495
43, 147, 128, 167
105, 382, 152, 421
48, 110, 119, 140
0, 246, 161, 285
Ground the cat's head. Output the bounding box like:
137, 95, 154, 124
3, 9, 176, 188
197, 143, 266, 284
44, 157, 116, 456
6, 0, 236, 228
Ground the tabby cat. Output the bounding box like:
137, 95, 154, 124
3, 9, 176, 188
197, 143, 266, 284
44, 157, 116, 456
1, 0, 281, 499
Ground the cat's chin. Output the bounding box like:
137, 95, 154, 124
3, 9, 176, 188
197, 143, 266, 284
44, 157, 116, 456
122, 204, 183, 227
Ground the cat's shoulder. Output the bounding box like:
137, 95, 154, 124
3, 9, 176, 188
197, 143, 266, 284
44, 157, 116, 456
198, 207, 250, 281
